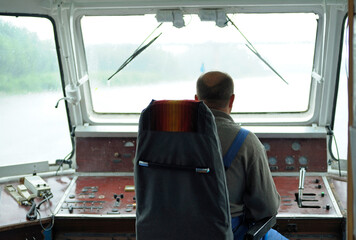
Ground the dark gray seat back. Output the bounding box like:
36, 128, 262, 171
134, 100, 233, 240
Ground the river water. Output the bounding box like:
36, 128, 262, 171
0, 80, 348, 167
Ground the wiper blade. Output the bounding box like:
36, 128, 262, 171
227, 16, 288, 85
108, 23, 163, 81
245, 44, 288, 85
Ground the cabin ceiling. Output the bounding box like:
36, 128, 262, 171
0, 0, 348, 15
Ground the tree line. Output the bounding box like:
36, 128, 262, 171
1, 18, 287, 94
0, 20, 61, 94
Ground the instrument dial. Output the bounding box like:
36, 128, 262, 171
263, 142, 270, 151
299, 156, 308, 165
285, 156, 295, 165
292, 142, 301, 151
268, 157, 277, 165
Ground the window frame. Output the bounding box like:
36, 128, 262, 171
329, 14, 349, 163
71, 4, 339, 126
0, 13, 73, 171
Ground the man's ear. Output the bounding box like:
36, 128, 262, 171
194, 95, 199, 101
229, 94, 235, 109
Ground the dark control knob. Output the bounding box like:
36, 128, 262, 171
326, 204, 330, 210
120, 193, 124, 199
116, 197, 121, 202
321, 192, 325, 197
114, 194, 118, 199
315, 179, 320, 183
69, 205, 74, 214
317, 184, 322, 189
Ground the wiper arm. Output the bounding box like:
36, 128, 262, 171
245, 44, 288, 85
108, 23, 163, 81
227, 16, 288, 85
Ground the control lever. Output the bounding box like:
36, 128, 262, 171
295, 167, 321, 208
298, 167, 306, 207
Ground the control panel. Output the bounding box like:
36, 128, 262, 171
75, 137, 327, 173
54, 174, 340, 219
262, 138, 327, 172
76, 137, 136, 172
57, 176, 136, 217
275, 175, 340, 217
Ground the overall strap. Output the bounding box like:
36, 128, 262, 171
223, 128, 249, 169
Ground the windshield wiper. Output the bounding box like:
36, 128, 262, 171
227, 16, 288, 85
108, 23, 163, 81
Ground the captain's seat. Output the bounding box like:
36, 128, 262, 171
134, 100, 233, 240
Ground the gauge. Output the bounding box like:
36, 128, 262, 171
124, 141, 135, 147
263, 142, 270, 151
291, 142, 301, 151
268, 157, 277, 165
285, 156, 295, 165
299, 156, 308, 165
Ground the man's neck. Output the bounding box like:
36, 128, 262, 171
209, 106, 231, 115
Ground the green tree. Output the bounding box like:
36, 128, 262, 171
0, 19, 60, 94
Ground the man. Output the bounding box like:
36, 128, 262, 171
195, 71, 287, 240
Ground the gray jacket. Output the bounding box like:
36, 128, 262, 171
211, 109, 280, 222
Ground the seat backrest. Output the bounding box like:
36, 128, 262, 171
134, 100, 233, 240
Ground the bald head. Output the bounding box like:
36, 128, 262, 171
195, 71, 234, 112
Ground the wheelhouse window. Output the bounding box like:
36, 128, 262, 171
81, 13, 318, 115
0, 16, 71, 167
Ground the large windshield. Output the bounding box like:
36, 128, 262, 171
81, 13, 317, 114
